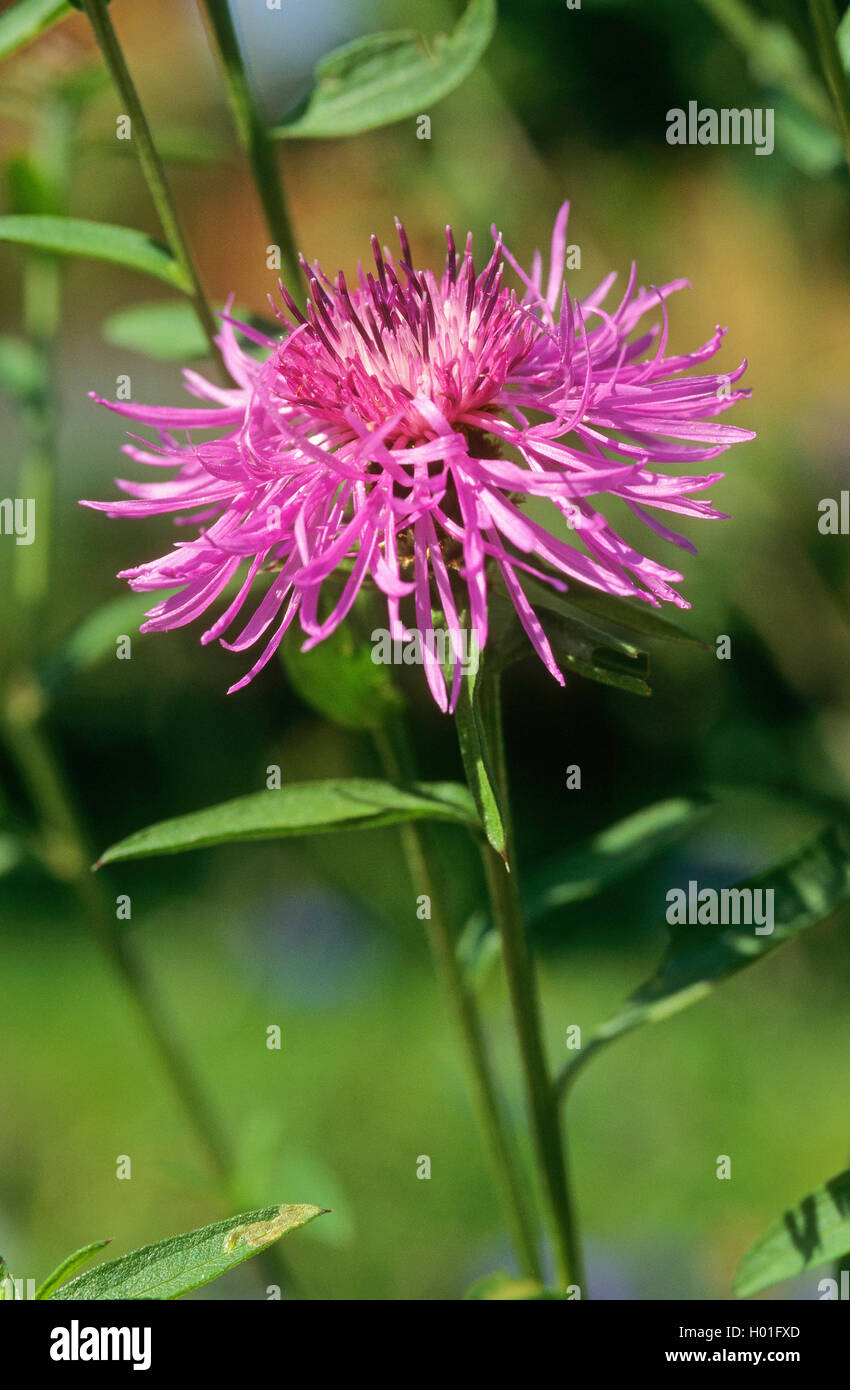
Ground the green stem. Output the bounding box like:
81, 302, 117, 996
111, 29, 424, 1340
373, 717, 542, 1282
13, 94, 68, 640
13, 253, 60, 634
471, 672, 586, 1293
0, 670, 292, 1294
808, 0, 850, 176
81, 0, 221, 357
199, 0, 301, 296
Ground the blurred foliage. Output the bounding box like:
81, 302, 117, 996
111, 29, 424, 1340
1, 0, 849, 1300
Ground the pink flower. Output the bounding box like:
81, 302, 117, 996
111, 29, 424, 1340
84, 203, 753, 711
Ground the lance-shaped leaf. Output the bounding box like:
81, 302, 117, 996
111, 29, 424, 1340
734, 1166, 850, 1298
490, 584, 652, 695
35, 1240, 113, 1300
558, 826, 850, 1095
274, 0, 496, 139
524, 575, 705, 650
0, 0, 71, 62
0, 216, 189, 290
459, 797, 710, 983
96, 778, 480, 867
51, 1204, 325, 1300
454, 659, 506, 859
525, 797, 712, 920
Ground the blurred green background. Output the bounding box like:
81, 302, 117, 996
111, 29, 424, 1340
1, 0, 850, 1299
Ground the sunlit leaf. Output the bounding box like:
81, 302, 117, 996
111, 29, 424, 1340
0, 216, 189, 289
50, 1204, 325, 1300
734, 1165, 850, 1297
35, 1240, 113, 1300
274, 0, 496, 139
96, 778, 480, 867
0, 0, 71, 63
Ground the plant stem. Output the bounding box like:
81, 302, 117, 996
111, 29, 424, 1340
372, 717, 542, 1281
471, 671, 586, 1293
0, 670, 293, 1293
81, 0, 221, 358
808, 0, 850, 176
199, 0, 302, 296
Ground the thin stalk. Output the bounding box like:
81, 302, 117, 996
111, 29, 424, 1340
199, 0, 301, 295
471, 671, 585, 1293
80, 0, 221, 357
13, 95, 67, 637
373, 716, 541, 1281
808, 0, 850, 176
0, 671, 293, 1293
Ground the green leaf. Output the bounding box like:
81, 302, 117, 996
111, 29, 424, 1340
460, 797, 710, 984
0, 333, 45, 403
274, 0, 496, 139
41, 592, 153, 692
490, 583, 652, 695
538, 608, 651, 697
35, 1240, 113, 1300
561, 827, 850, 1089
0, 216, 190, 290
525, 575, 705, 649
454, 660, 507, 859
102, 299, 210, 361
0, 0, 71, 62
524, 797, 712, 920
95, 778, 480, 867
0, 1256, 11, 1299
281, 620, 403, 731
734, 1166, 850, 1297
50, 1204, 325, 1300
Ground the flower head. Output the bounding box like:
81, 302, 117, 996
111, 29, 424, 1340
84, 203, 753, 710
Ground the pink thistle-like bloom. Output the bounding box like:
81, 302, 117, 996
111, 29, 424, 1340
84, 204, 753, 711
